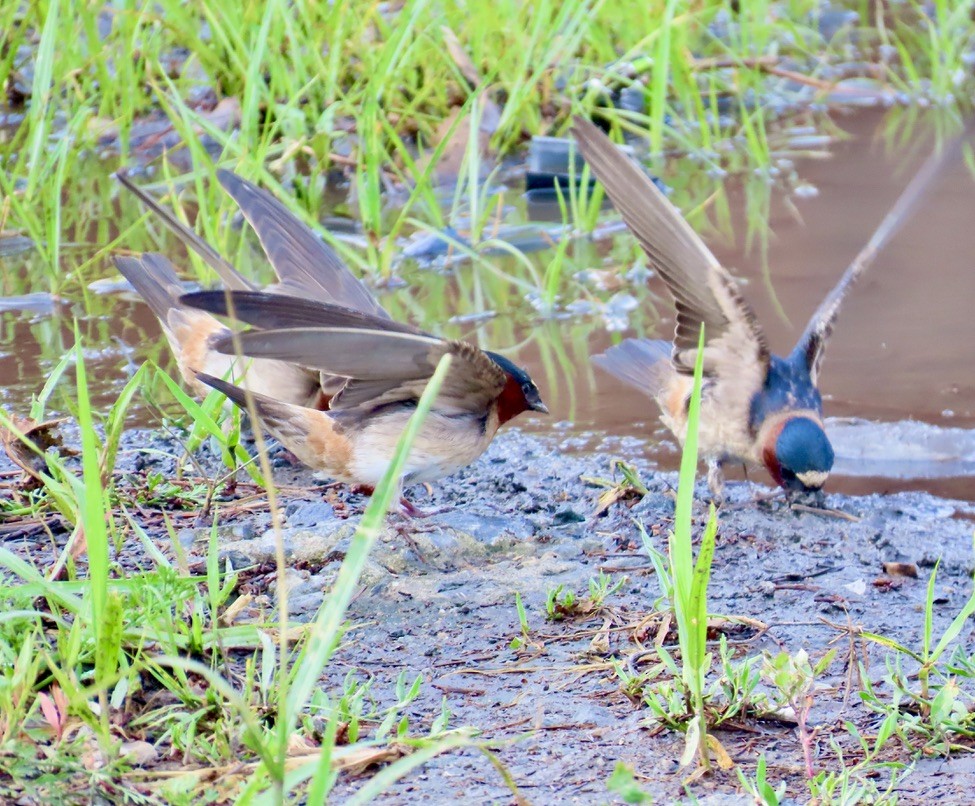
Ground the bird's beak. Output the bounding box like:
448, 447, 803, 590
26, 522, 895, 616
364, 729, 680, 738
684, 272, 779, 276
532, 400, 549, 414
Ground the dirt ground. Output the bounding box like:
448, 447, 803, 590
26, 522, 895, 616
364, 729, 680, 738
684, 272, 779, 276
4, 425, 975, 803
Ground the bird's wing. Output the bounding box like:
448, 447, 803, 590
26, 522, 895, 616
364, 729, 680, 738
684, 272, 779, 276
213, 327, 507, 415
795, 128, 968, 383
182, 290, 421, 403
115, 172, 256, 292
572, 116, 770, 379
216, 170, 389, 318
591, 338, 673, 399
180, 290, 420, 335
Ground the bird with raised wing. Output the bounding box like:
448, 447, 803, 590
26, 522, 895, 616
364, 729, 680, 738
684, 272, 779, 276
180, 290, 546, 497
574, 115, 959, 500
116, 172, 546, 498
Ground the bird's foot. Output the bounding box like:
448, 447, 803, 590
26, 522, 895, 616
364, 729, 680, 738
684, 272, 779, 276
396, 497, 449, 519
325, 483, 450, 529
389, 519, 429, 560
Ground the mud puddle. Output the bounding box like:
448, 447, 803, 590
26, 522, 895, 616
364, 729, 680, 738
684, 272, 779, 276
1, 110, 973, 500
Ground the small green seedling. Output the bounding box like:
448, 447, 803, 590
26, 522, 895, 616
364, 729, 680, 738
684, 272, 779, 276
509, 591, 535, 650
606, 761, 654, 804
545, 573, 625, 621
735, 754, 786, 806
584, 459, 650, 516
545, 584, 577, 621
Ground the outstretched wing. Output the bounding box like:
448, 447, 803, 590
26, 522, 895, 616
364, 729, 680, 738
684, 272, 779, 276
116, 172, 256, 292
216, 170, 389, 318
795, 128, 969, 383
572, 116, 769, 380
180, 290, 419, 335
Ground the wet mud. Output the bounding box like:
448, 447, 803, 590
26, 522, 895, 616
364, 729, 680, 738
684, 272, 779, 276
3, 426, 973, 802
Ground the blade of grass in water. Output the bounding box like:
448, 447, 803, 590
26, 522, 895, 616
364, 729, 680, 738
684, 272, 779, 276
24, 0, 60, 200
648, 0, 679, 156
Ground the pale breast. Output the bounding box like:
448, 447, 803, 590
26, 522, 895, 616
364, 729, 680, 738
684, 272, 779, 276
655, 374, 759, 465
348, 406, 500, 487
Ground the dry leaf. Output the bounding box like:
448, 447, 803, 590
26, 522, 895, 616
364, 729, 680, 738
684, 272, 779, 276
120, 740, 158, 767
588, 619, 612, 655
882, 561, 918, 578
707, 734, 736, 770
1, 416, 70, 488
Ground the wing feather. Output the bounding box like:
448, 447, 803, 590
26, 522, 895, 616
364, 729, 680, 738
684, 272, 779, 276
181, 290, 419, 335
213, 327, 507, 414
572, 116, 769, 376
216, 170, 388, 317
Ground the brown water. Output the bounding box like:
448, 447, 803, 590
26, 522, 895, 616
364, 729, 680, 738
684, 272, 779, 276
1, 109, 973, 499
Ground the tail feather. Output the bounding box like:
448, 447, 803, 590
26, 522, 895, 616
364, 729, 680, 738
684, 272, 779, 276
196, 371, 345, 476
592, 338, 673, 399
197, 372, 258, 408
196, 372, 306, 432
114, 254, 186, 322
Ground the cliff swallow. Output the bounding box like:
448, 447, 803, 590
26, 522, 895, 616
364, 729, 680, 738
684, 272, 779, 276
574, 116, 958, 500
116, 172, 547, 493
181, 290, 547, 492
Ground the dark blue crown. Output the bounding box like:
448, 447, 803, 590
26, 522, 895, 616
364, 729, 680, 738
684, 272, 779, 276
776, 418, 834, 475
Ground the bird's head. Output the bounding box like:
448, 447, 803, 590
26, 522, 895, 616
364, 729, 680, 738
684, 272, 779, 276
485, 351, 548, 424
761, 415, 834, 496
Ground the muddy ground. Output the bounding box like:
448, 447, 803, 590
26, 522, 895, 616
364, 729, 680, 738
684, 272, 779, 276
3, 425, 975, 803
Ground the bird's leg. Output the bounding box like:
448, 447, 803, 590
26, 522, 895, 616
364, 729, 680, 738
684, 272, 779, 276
391, 481, 450, 519
706, 459, 726, 505
395, 495, 449, 519
341, 482, 447, 519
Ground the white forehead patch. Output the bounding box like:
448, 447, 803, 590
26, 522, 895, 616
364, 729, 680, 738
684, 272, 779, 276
797, 470, 829, 489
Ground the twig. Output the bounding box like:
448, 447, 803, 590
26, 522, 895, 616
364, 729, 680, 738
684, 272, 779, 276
790, 503, 860, 522
691, 55, 779, 71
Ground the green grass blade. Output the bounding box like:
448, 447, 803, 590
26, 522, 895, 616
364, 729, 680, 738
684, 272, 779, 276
72, 330, 115, 692
289, 354, 454, 795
